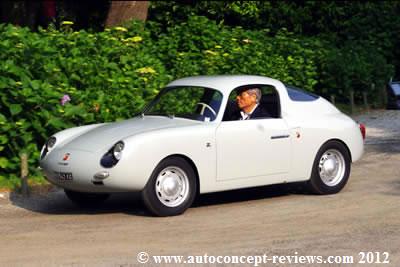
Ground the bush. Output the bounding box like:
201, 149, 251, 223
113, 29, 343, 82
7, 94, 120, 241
149, 1, 400, 76
316, 40, 394, 106
0, 21, 169, 183
154, 16, 320, 90
0, 15, 393, 186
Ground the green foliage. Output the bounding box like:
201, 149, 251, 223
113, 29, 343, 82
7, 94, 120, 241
149, 1, 400, 78
318, 40, 394, 105
0, 21, 169, 182
0, 174, 21, 190
154, 16, 320, 91
0, 14, 395, 187
149, 2, 400, 44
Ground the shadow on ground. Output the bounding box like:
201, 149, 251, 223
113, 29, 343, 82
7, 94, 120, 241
9, 182, 305, 217
192, 183, 302, 207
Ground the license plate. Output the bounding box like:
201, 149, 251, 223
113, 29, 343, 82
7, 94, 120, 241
58, 172, 73, 181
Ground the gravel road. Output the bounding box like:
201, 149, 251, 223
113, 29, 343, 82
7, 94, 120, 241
0, 110, 399, 266
353, 109, 400, 144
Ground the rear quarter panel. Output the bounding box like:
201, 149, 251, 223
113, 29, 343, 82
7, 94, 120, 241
284, 98, 364, 182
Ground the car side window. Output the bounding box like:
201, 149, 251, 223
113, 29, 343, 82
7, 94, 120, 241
222, 84, 281, 121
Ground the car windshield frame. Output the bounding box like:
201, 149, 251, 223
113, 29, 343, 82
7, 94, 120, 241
142, 86, 223, 122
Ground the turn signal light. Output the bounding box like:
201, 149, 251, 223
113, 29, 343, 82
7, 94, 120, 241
94, 171, 110, 180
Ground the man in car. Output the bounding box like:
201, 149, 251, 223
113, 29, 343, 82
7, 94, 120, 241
232, 87, 270, 120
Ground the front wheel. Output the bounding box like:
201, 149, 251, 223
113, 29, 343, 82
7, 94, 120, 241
64, 189, 110, 207
307, 140, 351, 194
142, 157, 197, 216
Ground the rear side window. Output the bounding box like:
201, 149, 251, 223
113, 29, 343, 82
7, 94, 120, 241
286, 85, 319, 101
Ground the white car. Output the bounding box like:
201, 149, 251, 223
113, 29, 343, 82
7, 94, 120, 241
40, 75, 365, 216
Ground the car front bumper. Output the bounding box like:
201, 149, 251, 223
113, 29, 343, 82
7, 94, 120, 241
40, 148, 146, 193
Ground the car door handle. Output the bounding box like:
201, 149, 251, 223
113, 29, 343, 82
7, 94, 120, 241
271, 135, 290, 140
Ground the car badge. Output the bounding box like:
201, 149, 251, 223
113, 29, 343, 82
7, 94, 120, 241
63, 153, 71, 161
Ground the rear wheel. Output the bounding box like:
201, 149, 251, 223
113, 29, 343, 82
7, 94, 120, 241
64, 189, 110, 207
307, 140, 351, 194
142, 157, 197, 216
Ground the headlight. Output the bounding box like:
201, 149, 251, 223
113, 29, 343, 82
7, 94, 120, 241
40, 136, 57, 160
101, 141, 124, 168
112, 141, 124, 160
47, 136, 57, 148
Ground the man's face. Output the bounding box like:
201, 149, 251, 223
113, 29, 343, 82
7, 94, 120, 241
236, 90, 257, 110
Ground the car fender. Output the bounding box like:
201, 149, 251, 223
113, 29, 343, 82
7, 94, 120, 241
109, 123, 217, 192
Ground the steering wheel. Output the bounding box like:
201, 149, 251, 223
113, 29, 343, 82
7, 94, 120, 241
196, 102, 217, 117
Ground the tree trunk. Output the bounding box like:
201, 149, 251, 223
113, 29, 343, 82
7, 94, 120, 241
105, 1, 149, 28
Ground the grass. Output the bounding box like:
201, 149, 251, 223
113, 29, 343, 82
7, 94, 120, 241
0, 174, 49, 192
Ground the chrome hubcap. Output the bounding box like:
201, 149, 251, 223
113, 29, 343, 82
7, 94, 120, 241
318, 149, 346, 186
155, 166, 189, 207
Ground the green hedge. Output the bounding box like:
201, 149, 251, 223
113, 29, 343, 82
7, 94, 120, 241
0, 16, 394, 186
153, 16, 320, 90
149, 1, 400, 77
0, 21, 170, 185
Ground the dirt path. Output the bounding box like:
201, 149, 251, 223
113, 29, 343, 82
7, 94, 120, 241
354, 110, 400, 144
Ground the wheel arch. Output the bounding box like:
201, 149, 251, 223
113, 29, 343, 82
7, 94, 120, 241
321, 138, 352, 162
160, 154, 200, 196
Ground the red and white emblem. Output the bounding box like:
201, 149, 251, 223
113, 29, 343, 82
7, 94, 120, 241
62, 153, 70, 161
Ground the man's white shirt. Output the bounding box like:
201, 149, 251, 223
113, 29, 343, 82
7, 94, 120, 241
240, 104, 258, 120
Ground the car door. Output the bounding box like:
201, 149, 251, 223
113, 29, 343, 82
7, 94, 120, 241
215, 118, 291, 181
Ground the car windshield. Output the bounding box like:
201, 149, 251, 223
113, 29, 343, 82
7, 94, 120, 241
391, 83, 400, 96
143, 86, 223, 122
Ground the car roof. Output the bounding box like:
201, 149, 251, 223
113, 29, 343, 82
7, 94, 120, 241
166, 75, 284, 95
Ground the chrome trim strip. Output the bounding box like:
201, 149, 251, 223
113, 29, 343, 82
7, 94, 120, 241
271, 135, 290, 139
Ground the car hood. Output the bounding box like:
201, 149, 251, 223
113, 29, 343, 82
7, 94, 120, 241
63, 116, 200, 152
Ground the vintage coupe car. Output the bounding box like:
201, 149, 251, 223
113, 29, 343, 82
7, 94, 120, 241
40, 75, 365, 216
